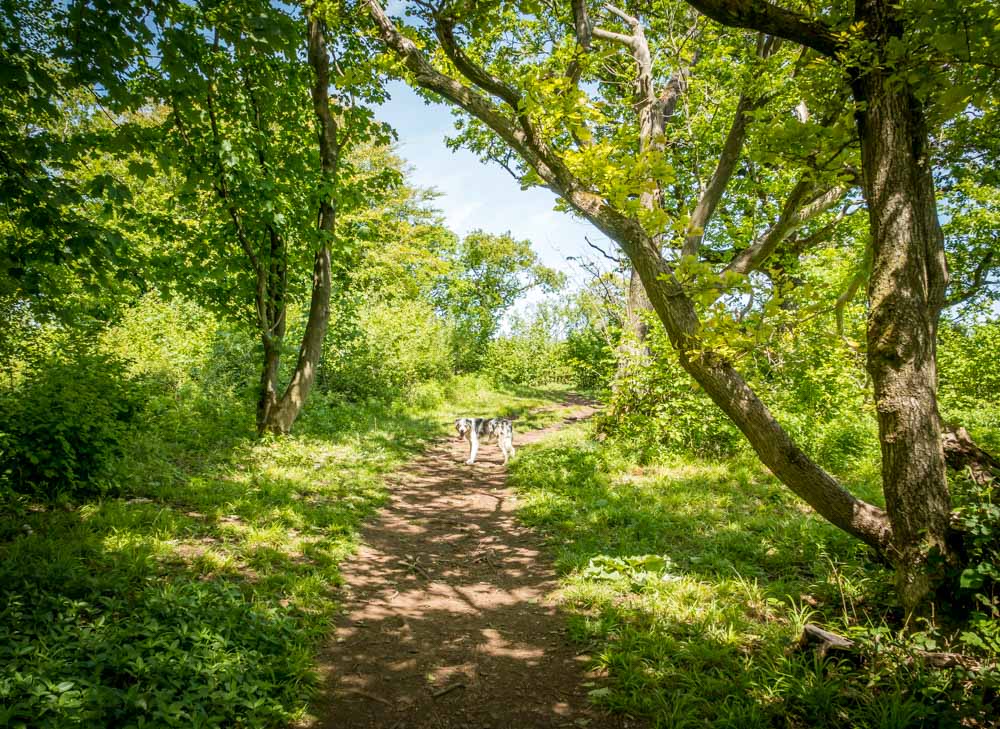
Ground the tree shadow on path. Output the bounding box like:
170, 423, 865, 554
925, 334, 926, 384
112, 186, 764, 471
303, 405, 641, 729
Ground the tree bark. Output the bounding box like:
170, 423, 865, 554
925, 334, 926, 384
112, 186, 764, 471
256, 334, 281, 430
851, 0, 952, 610
942, 426, 999, 488
261, 246, 332, 434
678, 0, 957, 613
365, 0, 894, 556
257, 11, 338, 435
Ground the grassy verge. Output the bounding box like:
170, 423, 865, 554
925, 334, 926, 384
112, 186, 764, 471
508, 421, 998, 728
0, 375, 566, 728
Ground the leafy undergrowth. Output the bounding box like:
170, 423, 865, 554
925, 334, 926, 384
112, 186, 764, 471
509, 423, 1000, 728
0, 376, 565, 728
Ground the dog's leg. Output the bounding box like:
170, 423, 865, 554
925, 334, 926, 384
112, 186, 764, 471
466, 430, 478, 464
500, 430, 515, 464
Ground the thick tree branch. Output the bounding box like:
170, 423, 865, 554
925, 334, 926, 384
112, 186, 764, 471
942, 426, 1000, 488
368, 0, 570, 194
435, 16, 522, 109
725, 181, 846, 275
592, 26, 635, 47
682, 93, 759, 256
367, 0, 892, 555
571, 0, 592, 51
683, 0, 840, 57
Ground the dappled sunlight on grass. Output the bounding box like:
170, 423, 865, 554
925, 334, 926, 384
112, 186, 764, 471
509, 423, 992, 728
0, 378, 565, 727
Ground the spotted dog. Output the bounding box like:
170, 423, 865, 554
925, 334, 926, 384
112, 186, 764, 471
454, 417, 516, 465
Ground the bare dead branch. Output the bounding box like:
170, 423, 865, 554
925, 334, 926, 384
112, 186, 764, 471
585, 235, 625, 264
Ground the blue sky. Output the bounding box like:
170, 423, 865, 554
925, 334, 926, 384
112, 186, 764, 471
374, 80, 615, 294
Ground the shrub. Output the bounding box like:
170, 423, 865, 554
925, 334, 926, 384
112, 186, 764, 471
102, 292, 257, 397
0, 341, 145, 499
321, 298, 454, 401
563, 325, 616, 391
483, 330, 572, 387
599, 332, 742, 460
949, 472, 1000, 653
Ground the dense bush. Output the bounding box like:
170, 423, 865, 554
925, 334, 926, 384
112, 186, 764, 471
0, 342, 145, 499
483, 326, 573, 387
598, 328, 742, 460
563, 325, 616, 391
102, 293, 258, 397
321, 298, 454, 401
950, 473, 1000, 644
598, 312, 885, 473
938, 320, 1000, 453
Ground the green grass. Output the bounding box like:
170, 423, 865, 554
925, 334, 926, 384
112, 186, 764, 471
508, 423, 998, 728
0, 375, 566, 728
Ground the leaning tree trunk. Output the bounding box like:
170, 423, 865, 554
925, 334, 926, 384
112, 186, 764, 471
257, 12, 338, 435
851, 0, 952, 611
366, 0, 895, 557
256, 334, 282, 432
260, 245, 332, 434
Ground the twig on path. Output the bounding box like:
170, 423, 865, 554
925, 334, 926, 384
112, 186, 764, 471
400, 556, 432, 580
475, 490, 504, 500
431, 681, 466, 698
470, 547, 498, 571
342, 688, 394, 706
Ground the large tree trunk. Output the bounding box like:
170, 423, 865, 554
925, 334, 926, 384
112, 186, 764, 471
615, 216, 894, 554
260, 245, 332, 434
851, 0, 952, 611
257, 12, 338, 435
256, 335, 281, 432
366, 0, 892, 574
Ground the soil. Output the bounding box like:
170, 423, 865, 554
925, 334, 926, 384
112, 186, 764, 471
302, 402, 638, 729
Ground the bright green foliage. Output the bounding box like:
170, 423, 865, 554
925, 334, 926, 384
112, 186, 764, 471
510, 424, 999, 727
484, 332, 570, 388
483, 305, 575, 387
599, 342, 742, 461
129, 1, 388, 322
951, 473, 1000, 645
321, 298, 455, 401
0, 340, 144, 499
938, 321, 1000, 459
939, 321, 1000, 410
437, 230, 564, 370
0, 291, 563, 726
0, 0, 147, 330
341, 144, 457, 300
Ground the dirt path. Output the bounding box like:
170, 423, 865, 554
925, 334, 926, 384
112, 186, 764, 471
303, 402, 637, 729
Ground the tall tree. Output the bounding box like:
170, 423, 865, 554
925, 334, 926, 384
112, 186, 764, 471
3, 0, 392, 434
364, 0, 999, 610
132, 0, 388, 433
671, 0, 1000, 610
438, 230, 563, 370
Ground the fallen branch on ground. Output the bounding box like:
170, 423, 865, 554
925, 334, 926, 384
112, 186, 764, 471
431, 681, 466, 698
792, 623, 988, 671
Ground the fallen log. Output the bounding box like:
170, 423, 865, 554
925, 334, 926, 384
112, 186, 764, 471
942, 426, 1000, 487
793, 623, 855, 658
792, 624, 987, 671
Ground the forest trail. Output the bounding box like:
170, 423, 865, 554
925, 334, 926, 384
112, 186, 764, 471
303, 399, 636, 729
